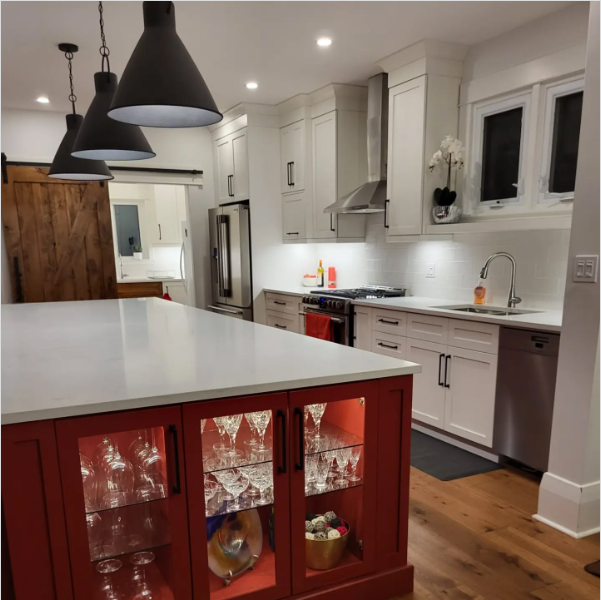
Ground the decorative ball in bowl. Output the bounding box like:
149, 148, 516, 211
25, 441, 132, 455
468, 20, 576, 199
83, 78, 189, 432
305, 513, 350, 570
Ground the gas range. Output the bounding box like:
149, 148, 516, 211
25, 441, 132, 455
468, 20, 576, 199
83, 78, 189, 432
302, 286, 407, 316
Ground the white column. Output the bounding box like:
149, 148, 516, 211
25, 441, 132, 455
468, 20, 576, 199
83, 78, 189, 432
535, 2, 600, 538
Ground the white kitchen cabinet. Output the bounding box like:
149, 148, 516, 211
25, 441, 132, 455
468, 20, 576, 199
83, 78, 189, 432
407, 312, 449, 345
407, 338, 447, 428
371, 331, 406, 360
280, 120, 305, 194
152, 185, 185, 244
311, 110, 367, 241
353, 306, 372, 351
214, 128, 249, 203
282, 193, 307, 240
444, 347, 498, 447
266, 310, 300, 334
386, 77, 427, 237
162, 281, 189, 305
372, 307, 407, 337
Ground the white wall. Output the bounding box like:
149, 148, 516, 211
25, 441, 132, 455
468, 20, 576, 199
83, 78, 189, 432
1, 108, 216, 308
536, 1, 600, 538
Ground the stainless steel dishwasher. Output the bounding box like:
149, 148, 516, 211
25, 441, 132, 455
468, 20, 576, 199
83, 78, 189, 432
494, 327, 560, 472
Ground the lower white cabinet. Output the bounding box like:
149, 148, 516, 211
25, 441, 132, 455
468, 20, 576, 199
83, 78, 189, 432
266, 310, 300, 334
162, 281, 190, 305
406, 339, 447, 428
353, 306, 372, 350
444, 347, 498, 447
371, 331, 406, 359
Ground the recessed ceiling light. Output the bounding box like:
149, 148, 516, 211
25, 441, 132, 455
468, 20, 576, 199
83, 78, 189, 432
36, 96, 50, 104
317, 37, 332, 48
246, 82, 258, 90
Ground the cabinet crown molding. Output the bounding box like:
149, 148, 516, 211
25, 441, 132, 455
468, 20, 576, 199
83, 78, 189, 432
377, 39, 469, 74
209, 103, 279, 135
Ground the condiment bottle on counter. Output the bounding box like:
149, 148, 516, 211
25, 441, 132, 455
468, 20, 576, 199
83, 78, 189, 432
328, 266, 337, 289
474, 279, 486, 305
317, 260, 325, 288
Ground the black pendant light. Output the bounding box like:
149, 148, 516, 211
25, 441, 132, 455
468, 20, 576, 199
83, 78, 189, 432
108, 1, 223, 128
48, 44, 113, 181
72, 3, 155, 161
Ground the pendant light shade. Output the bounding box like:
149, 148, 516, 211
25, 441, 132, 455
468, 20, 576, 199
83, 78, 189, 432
49, 114, 114, 181
72, 72, 155, 160
50, 115, 114, 181
108, 1, 222, 128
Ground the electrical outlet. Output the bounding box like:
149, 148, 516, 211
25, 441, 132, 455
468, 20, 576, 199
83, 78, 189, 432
426, 263, 436, 278
573, 255, 599, 283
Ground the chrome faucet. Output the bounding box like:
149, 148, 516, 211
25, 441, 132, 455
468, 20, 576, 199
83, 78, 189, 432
118, 253, 127, 279
479, 252, 522, 308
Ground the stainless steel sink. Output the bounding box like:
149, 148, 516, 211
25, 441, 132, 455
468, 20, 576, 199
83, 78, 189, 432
433, 305, 541, 316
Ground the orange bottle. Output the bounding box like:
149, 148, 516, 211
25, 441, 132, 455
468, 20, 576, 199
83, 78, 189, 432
474, 279, 486, 305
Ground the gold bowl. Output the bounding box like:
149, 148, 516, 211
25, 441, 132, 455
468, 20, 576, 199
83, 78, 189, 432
305, 519, 350, 571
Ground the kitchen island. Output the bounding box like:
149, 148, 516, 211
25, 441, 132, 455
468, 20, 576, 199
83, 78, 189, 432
2, 298, 420, 600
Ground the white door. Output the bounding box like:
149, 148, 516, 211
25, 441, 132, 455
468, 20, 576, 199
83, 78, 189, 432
312, 111, 337, 239
231, 129, 249, 201
407, 338, 447, 428
444, 347, 498, 447
353, 306, 372, 351
387, 76, 426, 237
282, 193, 307, 240
281, 120, 305, 194
215, 136, 234, 202
154, 185, 181, 243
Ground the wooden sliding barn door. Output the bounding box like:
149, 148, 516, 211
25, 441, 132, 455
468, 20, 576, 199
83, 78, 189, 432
2, 166, 117, 302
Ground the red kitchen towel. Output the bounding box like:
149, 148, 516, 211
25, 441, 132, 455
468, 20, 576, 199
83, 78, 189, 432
305, 312, 333, 341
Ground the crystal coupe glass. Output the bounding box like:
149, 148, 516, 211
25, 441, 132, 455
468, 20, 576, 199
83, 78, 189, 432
307, 403, 327, 439
130, 551, 159, 600
96, 558, 124, 600
221, 470, 250, 511
249, 463, 273, 505
314, 456, 330, 490
204, 480, 218, 516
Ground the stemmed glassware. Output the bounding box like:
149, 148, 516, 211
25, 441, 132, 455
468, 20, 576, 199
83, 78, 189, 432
96, 558, 124, 600
136, 430, 166, 500
212, 417, 228, 453
348, 446, 362, 482
307, 404, 327, 439
250, 410, 272, 457
249, 464, 273, 505
220, 470, 250, 511
223, 414, 244, 459
243, 413, 259, 447
204, 480, 218, 516
95, 436, 116, 468
334, 447, 351, 486
305, 455, 318, 493
314, 455, 330, 490
130, 551, 159, 600
101, 443, 135, 509
86, 512, 104, 560
80, 453, 97, 512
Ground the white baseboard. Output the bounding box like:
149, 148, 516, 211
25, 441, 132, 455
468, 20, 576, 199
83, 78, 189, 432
535, 471, 600, 538
412, 422, 500, 463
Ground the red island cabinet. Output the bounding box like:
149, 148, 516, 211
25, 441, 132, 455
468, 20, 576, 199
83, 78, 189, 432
2, 377, 413, 600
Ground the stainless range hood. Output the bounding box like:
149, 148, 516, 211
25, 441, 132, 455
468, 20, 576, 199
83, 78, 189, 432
325, 73, 388, 214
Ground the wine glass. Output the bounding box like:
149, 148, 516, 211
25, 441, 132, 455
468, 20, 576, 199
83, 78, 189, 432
137, 430, 166, 500
314, 456, 330, 490
238, 465, 260, 499
212, 470, 234, 502
221, 470, 250, 511
303, 406, 314, 437
243, 413, 259, 447
348, 446, 362, 482
95, 436, 116, 468
305, 455, 318, 494
96, 559, 124, 600
250, 411, 272, 457
213, 417, 228, 453
130, 552, 159, 600
204, 480, 219, 516
223, 414, 244, 459
86, 512, 103, 561
80, 453, 97, 512
249, 464, 273, 505
101, 443, 135, 509
334, 448, 351, 486
307, 404, 327, 439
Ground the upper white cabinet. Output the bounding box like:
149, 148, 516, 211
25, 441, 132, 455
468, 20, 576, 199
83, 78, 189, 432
280, 120, 305, 194
312, 111, 338, 239
387, 77, 427, 237
282, 192, 307, 240
214, 128, 249, 203
152, 185, 186, 244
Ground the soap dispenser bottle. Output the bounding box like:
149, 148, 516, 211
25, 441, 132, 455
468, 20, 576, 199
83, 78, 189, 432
474, 279, 486, 305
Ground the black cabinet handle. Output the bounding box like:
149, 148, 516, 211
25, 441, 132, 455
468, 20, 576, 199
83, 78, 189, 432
277, 409, 287, 474
330, 214, 336, 232
287, 162, 292, 186
274, 324, 287, 330
438, 353, 445, 386
273, 300, 286, 305
444, 355, 451, 388
378, 318, 399, 325
290, 161, 295, 186
384, 199, 390, 229
294, 407, 304, 470
228, 175, 234, 197
378, 342, 398, 350
158, 224, 162, 240
286, 232, 299, 236
169, 425, 182, 494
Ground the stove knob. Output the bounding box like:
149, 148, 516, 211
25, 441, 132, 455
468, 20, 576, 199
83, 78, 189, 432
311, 297, 319, 305
335, 301, 343, 309
303, 296, 309, 303
327, 300, 334, 309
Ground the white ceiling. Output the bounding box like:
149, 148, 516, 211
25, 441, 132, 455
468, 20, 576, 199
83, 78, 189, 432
2, 1, 570, 114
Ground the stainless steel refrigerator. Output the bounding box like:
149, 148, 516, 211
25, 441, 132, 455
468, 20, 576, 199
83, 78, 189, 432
208, 202, 253, 321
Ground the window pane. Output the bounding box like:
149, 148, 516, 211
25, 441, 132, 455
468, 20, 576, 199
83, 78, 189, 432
481, 107, 523, 202
549, 91, 583, 194
114, 205, 141, 256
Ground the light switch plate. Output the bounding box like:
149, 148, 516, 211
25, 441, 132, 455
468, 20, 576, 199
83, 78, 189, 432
426, 263, 436, 278
573, 255, 599, 283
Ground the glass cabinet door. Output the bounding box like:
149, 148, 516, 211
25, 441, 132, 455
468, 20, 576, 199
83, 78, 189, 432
56, 406, 192, 600
289, 381, 379, 595
183, 393, 290, 600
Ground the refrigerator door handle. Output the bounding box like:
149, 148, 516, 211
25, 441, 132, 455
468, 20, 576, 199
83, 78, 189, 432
216, 215, 225, 298
179, 242, 187, 296
219, 215, 231, 296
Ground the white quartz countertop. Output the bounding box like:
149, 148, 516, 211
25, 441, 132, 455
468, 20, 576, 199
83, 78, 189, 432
263, 288, 562, 332
1, 299, 420, 425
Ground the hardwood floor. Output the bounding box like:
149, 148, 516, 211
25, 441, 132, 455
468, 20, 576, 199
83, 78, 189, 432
399, 466, 600, 600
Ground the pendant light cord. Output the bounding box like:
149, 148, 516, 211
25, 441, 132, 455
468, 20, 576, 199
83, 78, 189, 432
98, 1, 111, 75
64, 50, 77, 115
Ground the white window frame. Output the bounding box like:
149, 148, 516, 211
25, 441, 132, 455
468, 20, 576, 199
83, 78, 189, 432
470, 92, 531, 215
538, 77, 584, 206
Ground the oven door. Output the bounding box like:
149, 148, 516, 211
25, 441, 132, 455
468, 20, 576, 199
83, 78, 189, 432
304, 308, 350, 345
